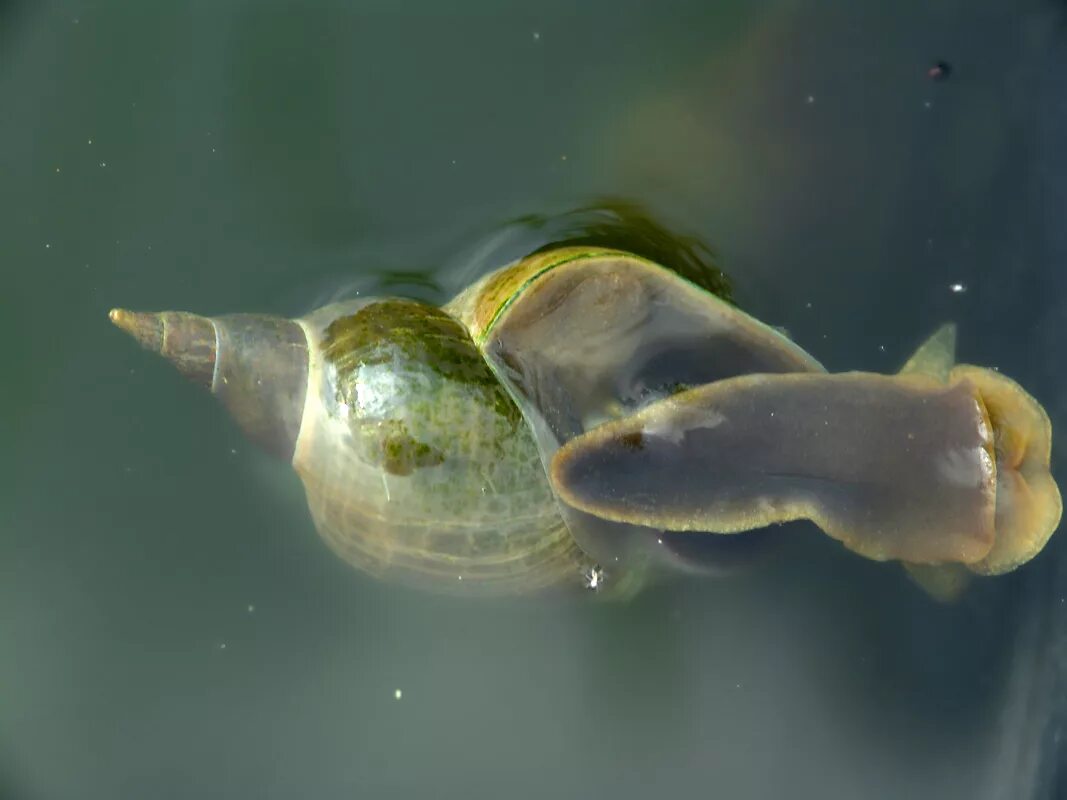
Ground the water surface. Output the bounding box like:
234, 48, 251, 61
2, 1, 1066, 798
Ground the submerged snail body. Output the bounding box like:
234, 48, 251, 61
111, 247, 1061, 598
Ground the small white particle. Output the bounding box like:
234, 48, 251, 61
657, 538, 663, 544
211, 147, 216, 153
457, 575, 463, 581
394, 689, 403, 699
99, 161, 107, 167
55, 167, 61, 173
532, 31, 541, 41
879, 345, 886, 352
218, 642, 227, 651
805, 95, 815, 104
923, 100, 932, 109
805, 302, 812, 309
230, 448, 237, 455
950, 282, 967, 293
769, 411, 775, 417
583, 565, 605, 591
560, 154, 567, 161
247, 604, 255, 613
45, 243, 51, 249
88, 139, 93, 144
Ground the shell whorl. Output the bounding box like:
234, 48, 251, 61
109, 309, 217, 388
291, 297, 587, 594
109, 308, 309, 460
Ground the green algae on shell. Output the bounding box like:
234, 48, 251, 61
292, 296, 589, 594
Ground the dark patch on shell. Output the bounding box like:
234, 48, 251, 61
378, 420, 447, 475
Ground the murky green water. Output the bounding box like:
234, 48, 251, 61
3, 1, 1066, 798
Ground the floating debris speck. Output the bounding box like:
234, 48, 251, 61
583, 565, 605, 591
927, 60, 952, 81
394, 689, 403, 700
950, 282, 967, 294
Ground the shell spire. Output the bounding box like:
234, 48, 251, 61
109, 308, 218, 387
109, 308, 310, 460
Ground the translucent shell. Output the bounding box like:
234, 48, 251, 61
292, 297, 586, 595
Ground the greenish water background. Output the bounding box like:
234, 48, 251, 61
2, 1, 1066, 798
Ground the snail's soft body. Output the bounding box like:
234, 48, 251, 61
111, 247, 1061, 599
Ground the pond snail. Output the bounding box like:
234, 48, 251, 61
111, 247, 1061, 600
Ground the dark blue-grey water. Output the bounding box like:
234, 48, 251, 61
3, 1, 1066, 798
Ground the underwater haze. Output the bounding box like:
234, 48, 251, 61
3, 1, 1067, 798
